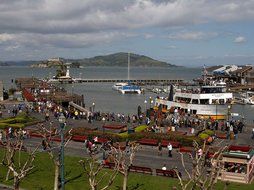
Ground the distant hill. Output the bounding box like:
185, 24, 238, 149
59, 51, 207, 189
2, 52, 177, 68
69, 52, 176, 67
0, 61, 40, 66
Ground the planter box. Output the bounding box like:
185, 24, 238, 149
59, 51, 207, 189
138, 138, 158, 146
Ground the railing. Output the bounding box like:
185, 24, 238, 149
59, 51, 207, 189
221, 171, 249, 183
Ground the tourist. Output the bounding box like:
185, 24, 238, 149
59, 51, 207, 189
251, 128, 254, 140
233, 126, 238, 140
167, 142, 173, 157
93, 136, 98, 143
162, 164, 167, 170
198, 148, 203, 158
238, 121, 244, 133
158, 142, 162, 156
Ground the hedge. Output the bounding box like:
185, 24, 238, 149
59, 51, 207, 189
0, 113, 39, 129
71, 127, 202, 146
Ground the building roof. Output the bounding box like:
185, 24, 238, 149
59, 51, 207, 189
206, 65, 223, 72
231, 66, 252, 75
223, 145, 254, 160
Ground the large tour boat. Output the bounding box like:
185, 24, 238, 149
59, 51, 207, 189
155, 85, 233, 120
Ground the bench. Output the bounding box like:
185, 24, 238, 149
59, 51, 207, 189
50, 137, 61, 142
72, 135, 87, 142
179, 146, 193, 153
96, 137, 108, 144
156, 169, 179, 178
161, 140, 180, 148
129, 165, 152, 175
103, 162, 115, 169
229, 145, 251, 152
138, 138, 158, 146
30, 133, 43, 138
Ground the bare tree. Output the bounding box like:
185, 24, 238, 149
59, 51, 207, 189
79, 142, 122, 190
37, 123, 72, 190
2, 129, 38, 190
175, 141, 228, 190
112, 142, 139, 190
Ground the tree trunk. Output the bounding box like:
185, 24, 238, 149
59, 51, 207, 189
14, 177, 20, 190
5, 169, 10, 181
123, 172, 128, 190
54, 164, 59, 190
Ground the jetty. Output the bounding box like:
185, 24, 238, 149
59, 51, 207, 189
49, 78, 183, 85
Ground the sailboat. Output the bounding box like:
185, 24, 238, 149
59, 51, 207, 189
113, 53, 141, 94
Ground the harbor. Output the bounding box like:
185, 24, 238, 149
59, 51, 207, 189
1, 1, 254, 189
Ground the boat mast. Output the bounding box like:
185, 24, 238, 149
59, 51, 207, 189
128, 52, 130, 81
203, 64, 207, 85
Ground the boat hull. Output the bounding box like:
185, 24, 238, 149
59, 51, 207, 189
155, 99, 230, 120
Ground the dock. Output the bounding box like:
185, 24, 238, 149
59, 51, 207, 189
50, 78, 184, 85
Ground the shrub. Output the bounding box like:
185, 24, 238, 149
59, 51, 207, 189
198, 133, 209, 140
0, 123, 8, 129
135, 125, 148, 132
204, 129, 215, 136
72, 127, 203, 147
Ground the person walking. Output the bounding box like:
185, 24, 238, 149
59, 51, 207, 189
162, 164, 167, 170
158, 142, 162, 156
251, 128, 254, 140
167, 142, 173, 157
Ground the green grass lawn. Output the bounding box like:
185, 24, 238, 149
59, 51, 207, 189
0, 149, 253, 190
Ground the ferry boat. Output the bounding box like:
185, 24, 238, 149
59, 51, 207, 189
155, 85, 233, 120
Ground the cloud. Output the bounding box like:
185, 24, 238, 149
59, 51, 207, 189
0, 0, 254, 34
0, 33, 13, 43
144, 34, 154, 39
168, 31, 218, 40
0, 0, 253, 60
167, 45, 177, 49
1, 32, 131, 49
234, 36, 246, 43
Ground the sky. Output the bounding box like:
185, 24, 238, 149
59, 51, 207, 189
0, 0, 254, 67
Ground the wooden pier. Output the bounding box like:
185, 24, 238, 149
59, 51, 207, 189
51, 78, 184, 85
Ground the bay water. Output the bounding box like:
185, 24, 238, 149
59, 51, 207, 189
0, 66, 253, 124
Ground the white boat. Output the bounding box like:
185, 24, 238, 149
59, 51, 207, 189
118, 85, 142, 94
155, 85, 233, 120
112, 82, 128, 90
112, 53, 141, 94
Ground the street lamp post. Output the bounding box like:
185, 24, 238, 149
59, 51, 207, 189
102, 117, 106, 133
151, 100, 154, 109
92, 102, 95, 113
149, 97, 152, 109
227, 104, 232, 121
144, 100, 147, 111
58, 113, 66, 190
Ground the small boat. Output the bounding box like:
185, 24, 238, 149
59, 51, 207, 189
112, 82, 128, 91
112, 53, 141, 94
118, 84, 142, 94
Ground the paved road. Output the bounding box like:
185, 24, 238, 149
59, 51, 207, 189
24, 137, 192, 175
